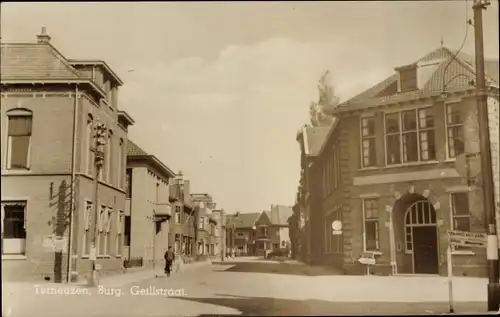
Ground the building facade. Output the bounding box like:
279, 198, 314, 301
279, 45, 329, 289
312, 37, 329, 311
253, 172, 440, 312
313, 47, 499, 277
124, 141, 175, 270
226, 212, 260, 256
1, 28, 134, 282
191, 193, 218, 257
254, 206, 293, 256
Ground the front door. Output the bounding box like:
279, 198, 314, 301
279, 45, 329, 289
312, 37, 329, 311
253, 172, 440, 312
412, 226, 439, 274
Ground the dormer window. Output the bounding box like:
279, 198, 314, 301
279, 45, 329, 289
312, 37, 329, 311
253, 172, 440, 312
396, 64, 418, 92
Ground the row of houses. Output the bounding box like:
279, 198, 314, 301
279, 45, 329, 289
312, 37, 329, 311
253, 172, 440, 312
0, 28, 225, 283
289, 46, 500, 277
225, 205, 293, 257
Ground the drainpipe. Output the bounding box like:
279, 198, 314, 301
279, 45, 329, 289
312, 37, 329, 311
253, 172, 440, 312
67, 85, 79, 283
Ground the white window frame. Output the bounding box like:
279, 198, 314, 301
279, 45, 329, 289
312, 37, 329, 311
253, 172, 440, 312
86, 116, 94, 176
1, 200, 28, 256
116, 210, 124, 257
360, 115, 377, 168
97, 205, 106, 256
199, 217, 204, 230
82, 200, 93, 257
449, 191, 474, 254
444, 102, 465, 160
6, 113, 33, 170
383, 106, 436, 166
104, 207, 113, 256
362, 198, 380, 252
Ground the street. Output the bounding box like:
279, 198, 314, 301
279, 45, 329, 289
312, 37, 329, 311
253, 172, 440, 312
2, 258, 490, 317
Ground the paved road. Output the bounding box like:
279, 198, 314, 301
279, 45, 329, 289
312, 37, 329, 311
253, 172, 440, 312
2, 259, 491, 317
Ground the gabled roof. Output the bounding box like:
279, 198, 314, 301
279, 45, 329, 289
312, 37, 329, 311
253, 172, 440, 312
127, 140, 148, 156
301, 125, 331, 157
336, 46, 499, 113
1, 43, 81, 81
226, 212, 261, 229
266, 205, 293, 226
127, 140, 176, 179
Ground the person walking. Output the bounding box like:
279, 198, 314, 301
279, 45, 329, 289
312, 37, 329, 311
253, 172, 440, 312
164, 246, 175, 277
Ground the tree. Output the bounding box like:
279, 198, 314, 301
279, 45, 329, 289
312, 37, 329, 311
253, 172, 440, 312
309, 70, 339, 127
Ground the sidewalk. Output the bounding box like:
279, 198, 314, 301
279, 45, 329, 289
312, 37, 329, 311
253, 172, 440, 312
3, 259, 212, 294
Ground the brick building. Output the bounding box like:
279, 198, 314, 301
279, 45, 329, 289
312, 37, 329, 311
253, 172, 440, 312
124, 140, 175, 269
226, 212, 260, 256
1, 28, 134, 282
254, 205, 293, 256
307, 47, 499, 277
168, 172, 197, 257
190, 193, 219, 257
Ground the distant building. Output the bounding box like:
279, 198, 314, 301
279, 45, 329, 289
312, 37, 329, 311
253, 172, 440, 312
191, 193, 219, 257
226, 212, 260, 256
254, 205, 293, 256
1, 28, 134, 283
125, 140, 175, 269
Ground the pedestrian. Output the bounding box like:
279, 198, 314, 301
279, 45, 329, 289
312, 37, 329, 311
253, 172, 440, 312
164, 246, 175, 277
174, 252, 184, 273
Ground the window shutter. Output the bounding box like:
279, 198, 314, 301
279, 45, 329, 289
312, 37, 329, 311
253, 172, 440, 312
98, 207, 106, 231
117, 212, 122, 234
84, 203, 91, 230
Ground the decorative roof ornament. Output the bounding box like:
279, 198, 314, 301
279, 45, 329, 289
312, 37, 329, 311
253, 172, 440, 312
309, 70, 339, 127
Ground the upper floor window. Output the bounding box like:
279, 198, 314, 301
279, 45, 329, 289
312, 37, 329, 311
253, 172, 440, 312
125, 168, 132, 198
260, 227, 268, 236
175, 206, 181, 223
6, 111, 33, 170
446, 103, 465, 159
117, 138, 124, 187
105, 130, 113, 183
86, 115, 94, 176
361, 116, 376, 168
199, 217, 204, 230
385, 107, 436, 165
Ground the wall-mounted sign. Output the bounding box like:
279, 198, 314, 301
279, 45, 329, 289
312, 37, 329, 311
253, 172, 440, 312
332, 220, 342, 235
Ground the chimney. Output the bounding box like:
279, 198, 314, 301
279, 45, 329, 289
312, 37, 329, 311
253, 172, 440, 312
37, 26, 51, 43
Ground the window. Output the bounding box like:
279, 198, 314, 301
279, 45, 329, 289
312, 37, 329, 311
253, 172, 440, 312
451, 192, 471, 250
116, 211, 124, 256
6, 114, 32, 169
1, 202, 27, 255
105, 208, 113, 256
363, 199, 379, 252
199, 217, 204, 230
124, 215, 131, 247
260, 227, 268, 236
82, 201, 92, 256
446, 103, 465, 158
105, 130, 113, 183
125, 169, 132, 198
175, 206, 181, 223
86, 116, 94, 176
117, 138, 124, 187
361, 116, 376, 168
399, 66, 417, 92
384, 108, 436, 165
97, 206, 107, 256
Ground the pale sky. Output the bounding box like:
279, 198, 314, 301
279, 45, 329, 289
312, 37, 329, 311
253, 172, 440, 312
1, 1, 498, 214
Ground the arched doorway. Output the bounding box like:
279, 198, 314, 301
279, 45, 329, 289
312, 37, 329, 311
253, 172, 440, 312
404, 200, 439, 274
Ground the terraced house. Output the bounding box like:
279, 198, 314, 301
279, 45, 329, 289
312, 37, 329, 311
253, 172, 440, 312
311, 46, 499, 277
1, 28, 134, 282
125, 141, 176, 269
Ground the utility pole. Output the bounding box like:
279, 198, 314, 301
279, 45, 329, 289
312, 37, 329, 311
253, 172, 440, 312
88, 122, 107, 287
472, 0, 500, 311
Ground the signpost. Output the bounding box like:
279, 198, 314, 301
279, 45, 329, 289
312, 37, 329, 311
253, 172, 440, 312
358, 252, 376, 275
447, 230, 488, 312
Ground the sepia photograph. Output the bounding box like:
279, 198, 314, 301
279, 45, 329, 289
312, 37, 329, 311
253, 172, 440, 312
0, 1, 499, 316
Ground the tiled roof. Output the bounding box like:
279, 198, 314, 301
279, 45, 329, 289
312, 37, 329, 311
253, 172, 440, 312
226, 212, 260, 229
127, 140, 149, 156
266, 205, 293, 226
1, 43, 81, 81
304, 126, 331, 157
338, 46, 499, 111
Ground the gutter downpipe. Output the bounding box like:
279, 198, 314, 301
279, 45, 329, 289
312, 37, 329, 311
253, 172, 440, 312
67, 85, 79, 283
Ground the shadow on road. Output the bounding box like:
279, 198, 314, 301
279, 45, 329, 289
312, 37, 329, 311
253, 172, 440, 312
213, 261, 343, 276
173, 293, 485, 316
